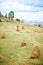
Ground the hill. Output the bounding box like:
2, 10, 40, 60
0, 17, 43, 65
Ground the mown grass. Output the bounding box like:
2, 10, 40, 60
0, 18, 43, 65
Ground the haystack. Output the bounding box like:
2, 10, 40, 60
22, 26, 24, 29
1, 33, 6, 39
30, 46, 40, 59
16, 25, 20, 31
16, 28, 20, 31
21, 40, 27, 47
17, 25, 19, 28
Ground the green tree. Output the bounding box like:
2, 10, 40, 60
21, 20, 24, 23
5, 13, 7, 18
8, 11, 14, 20
0, 11, 3, 17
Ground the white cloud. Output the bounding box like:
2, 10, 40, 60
0, 0, 43, 21
15, 11, 43, 21
1, 0, 43, 12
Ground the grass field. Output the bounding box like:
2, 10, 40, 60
0, 17, 43, 65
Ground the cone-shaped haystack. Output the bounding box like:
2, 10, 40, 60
16, 28, 20, 31
21, 40, 27, 47
30, 46, 40, 59
1, 33, 6, 39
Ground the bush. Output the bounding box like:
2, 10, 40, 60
38, 24, 41, 27
6, 20, 9, 22
0, 19, 2, 22
1, 33, 6, 39
16, 18, 20, 22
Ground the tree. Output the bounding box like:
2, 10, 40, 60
5, 13, 7, 18
0, 11, 3, 17
21, 20, 24, 23
8, 11, 14, 20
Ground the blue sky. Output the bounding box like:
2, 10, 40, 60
0, 0, 43, 22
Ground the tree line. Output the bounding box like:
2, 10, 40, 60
0, 11, 14, 19
0, 11, 24, 23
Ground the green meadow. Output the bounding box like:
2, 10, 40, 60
0, 17, 43, 65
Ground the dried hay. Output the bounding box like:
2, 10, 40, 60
16, 25, 19, 28
1, 33, 6, 39
16, 25, 20, 31
16, 28, 20, 31
21, 40, 27, 47
30, 46, 40, 59
22, 26, 24, 29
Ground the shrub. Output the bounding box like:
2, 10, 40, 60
38, 24, 41, 27
6, 20, 9, 22
16, 18, 20, 22
0, 19, 2, 22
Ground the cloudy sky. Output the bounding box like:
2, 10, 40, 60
0, 0, 43, 22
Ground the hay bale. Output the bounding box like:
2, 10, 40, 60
0, 55, 3, 59
16, 28, 20, 31
17, 25, 19, 28
16, 25, 20, 31
22, 26, 24, 29
21, 40, 27, 47
30, 46, 40, 59
1, 33, 6, 39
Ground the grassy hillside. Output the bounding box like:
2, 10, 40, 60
0, 17, 43, 65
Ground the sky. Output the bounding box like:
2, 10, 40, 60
0, 0, 43, 22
